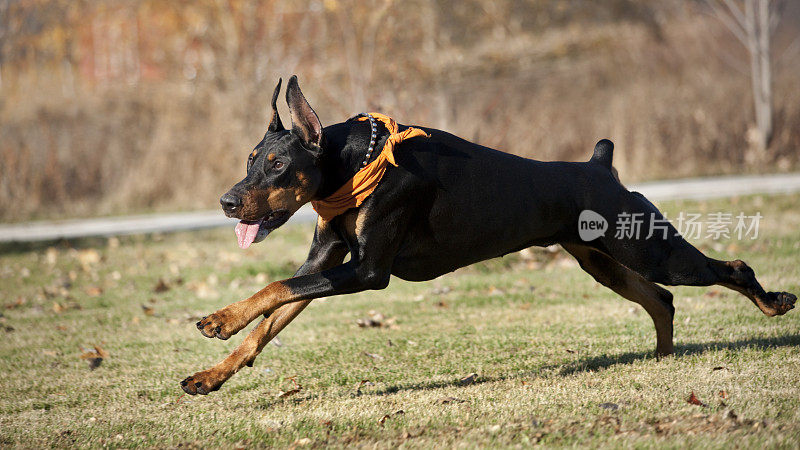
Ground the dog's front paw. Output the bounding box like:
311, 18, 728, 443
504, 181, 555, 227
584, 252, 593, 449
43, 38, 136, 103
195, 309, 244, 340
180, 369, 227, 395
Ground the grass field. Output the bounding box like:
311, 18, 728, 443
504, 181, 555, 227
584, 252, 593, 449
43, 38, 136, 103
1, 193, 799, 448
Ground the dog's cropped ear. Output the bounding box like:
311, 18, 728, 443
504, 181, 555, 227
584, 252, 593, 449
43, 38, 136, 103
267, 78, 284, 132
286, 75, 323, 149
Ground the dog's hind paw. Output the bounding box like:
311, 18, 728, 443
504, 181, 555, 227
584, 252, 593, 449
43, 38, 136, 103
180, 369, 227, 395
765, 291, 796, 316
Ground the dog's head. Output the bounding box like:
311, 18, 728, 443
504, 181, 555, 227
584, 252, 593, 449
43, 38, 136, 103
220, 76, 324, 249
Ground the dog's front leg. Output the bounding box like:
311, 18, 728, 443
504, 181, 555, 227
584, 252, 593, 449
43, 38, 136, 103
196, 260, 389, 340
181, 301, 312, 395
181, 221, 349, 394
183, 262, 386, 394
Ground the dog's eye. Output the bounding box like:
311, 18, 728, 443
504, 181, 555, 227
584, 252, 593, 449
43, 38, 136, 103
273, 161, 284, 170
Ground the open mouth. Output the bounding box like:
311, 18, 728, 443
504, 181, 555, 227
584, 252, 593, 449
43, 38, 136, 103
234, 210, 292, 249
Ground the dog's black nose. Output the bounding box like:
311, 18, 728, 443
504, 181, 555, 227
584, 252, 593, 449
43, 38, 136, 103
220, 193, 242, 213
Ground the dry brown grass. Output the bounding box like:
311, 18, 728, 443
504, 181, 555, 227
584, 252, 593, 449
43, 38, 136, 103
0, 193, 799, 447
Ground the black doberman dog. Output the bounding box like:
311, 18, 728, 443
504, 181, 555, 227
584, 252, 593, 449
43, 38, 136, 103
181, 76, 796, 395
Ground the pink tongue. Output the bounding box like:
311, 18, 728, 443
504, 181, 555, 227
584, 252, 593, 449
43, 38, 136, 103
234, 220, 262, 249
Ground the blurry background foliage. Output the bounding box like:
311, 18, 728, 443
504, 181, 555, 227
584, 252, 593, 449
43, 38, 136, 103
0, 0, 798, 221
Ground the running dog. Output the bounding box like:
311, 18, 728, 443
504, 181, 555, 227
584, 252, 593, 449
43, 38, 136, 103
180, 76, 796, 395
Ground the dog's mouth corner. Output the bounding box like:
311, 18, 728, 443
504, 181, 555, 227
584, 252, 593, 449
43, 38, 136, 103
234, 210, 292, 249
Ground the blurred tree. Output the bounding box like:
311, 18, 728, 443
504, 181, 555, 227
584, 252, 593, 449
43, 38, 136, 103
706, 0, 784, 152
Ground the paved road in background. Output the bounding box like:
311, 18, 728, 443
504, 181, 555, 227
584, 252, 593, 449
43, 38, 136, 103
2, 173, 799, 243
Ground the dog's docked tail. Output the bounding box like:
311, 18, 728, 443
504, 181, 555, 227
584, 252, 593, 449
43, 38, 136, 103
589, 139, 614, 169
590, 139, 621, 183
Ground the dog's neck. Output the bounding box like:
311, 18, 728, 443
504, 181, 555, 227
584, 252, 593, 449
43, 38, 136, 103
315, 119, 390, 199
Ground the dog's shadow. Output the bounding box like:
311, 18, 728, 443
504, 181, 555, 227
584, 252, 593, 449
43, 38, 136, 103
556, 333, 800, 376
368, 334, 800, 396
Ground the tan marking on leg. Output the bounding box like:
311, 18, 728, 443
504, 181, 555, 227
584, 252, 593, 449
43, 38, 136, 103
563, 244, 674, 356
197, 281, 293, 339
317, 215, 329, 230
341, 210, 358, 240
713, 259, 795, 316
355, 208, 368, 236
184, 300, 311, 394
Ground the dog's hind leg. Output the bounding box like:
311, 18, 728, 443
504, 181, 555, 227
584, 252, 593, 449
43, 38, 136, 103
563, 243, 675, 356
603, 228, 796, 317
650, 251, 797, 318
596, 192, 796, 318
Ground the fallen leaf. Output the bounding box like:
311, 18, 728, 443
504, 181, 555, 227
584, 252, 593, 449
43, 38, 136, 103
431, 286, 452, 295
356, 310, 395, 328
277, 388, 301, 398
153, 279, 170, 293
378, 410, 405, 427
712, 366, 727, 371
76, 249, 101, 267
436, 396, 465, 404
722, 409, 738, 421
488, 286, 505, 296
460, 373, 478, 385
718, 390, 729, 399
355, 379, 374, 395
94, 345, 109, 359
4, 297, 25, 309
277, 377, 302, 398
565, 348, 576, 354
79, 345, 108, 370
687, 391, 707, 407
45, 247, 58, 265
52, 301, 81, 313
363, 351, 384, 360
141, 305, 155, 316
85, 286, 103, 297
292, 437, 312, 446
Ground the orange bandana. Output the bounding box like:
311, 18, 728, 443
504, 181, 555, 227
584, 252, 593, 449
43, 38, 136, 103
311, 113, 429, 221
